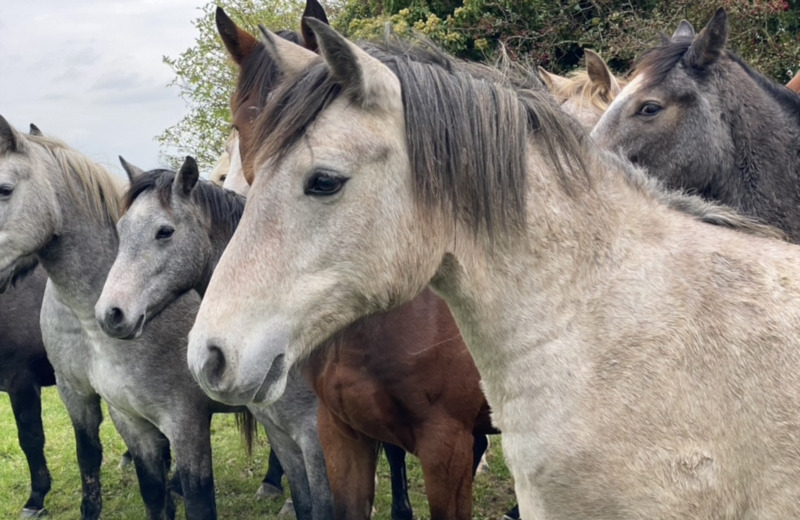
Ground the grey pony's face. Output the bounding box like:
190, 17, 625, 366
96, 166, 209, 340
591, 11, 731, 193
0, 117, 59, 276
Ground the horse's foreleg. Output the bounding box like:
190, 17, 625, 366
9, 375, 51, 516
108, 408, 174, 520
262, 422, 315, 520
316, 405, 379, 520
417, 425, 474, 520
296, 423, 334, 520
257, 447, 285, 497
382, 443, 412, 520
170, 414, 216, 520
57, 384, 103, 520
471, 433, 489, 476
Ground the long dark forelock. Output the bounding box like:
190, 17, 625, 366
124, 169, 245, 238
255, 36, 590, 238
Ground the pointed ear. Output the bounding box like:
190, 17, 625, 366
538, 66, 570, 95
300, 0, 329, 52
28, 123, 43, 136
672, 20, 695, 40
118, 156, 146, 182
584, 49, 621, 98
0, 115, 25, 154
305, 18, 401, 110
683, 8, 728, 69
174, 156, 200, 198
258, 26, 319, 78
216, 7, 259, 65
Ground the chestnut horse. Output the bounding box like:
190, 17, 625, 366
213, 6, 505, 518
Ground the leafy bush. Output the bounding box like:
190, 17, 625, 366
336, 0, 800, 81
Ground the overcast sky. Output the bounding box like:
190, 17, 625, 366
1, 0, 205, 179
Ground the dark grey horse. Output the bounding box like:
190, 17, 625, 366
0, 117, 249, 520
0, 261, 53, 518
592, 8, 800, 241
95, 158, 334, 520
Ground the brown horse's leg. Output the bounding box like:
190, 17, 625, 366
417, 425, 474, 520
317, 405, 379, 520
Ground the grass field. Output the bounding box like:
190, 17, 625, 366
0, 387, 516, 519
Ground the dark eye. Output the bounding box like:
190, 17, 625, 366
155, 226, 174, 240
637, 102, 662, 117
0, 184, 13, 198
219, 174, 227, 182
304, 171, 349, 196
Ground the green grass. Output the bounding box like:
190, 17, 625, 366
0, 387, 516, 519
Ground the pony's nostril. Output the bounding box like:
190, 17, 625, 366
203, 345, 227, 388
106, 307, 125, 327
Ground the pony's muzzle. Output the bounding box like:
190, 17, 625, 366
188, 326, 291, 406
96, 305, 145, 340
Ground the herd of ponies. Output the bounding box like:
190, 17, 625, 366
4, 1, 800, 519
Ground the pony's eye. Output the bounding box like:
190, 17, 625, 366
0, 185, 13, 199
304, 171, 349, 196
155, 226, 174, 240
637, 102, 663, 116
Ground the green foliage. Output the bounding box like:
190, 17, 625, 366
337, 0, 800, 81
160, 0, 800, 166
158, 1, 308, 170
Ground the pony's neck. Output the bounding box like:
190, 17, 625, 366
430, 144, 671, 429
37, 163, 119, 313
715, 56, 800, 238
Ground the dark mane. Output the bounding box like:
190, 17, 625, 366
124, 169, 245, 239
254, 36, 590, 237
232, 30, 302, 112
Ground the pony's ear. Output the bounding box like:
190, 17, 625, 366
28, 123, 43, 136
584, 49, 621, 98
300, 0, 329, 52
672, 20, 695, 40
683, 8, 728, 69
259, 26, 318, 78
537, 66, 570, 95
0, 116, 25, 154
305, 18, 400, 110
216, 7, 259, 65
174, 156, 200, 198
118, 156, 146, 182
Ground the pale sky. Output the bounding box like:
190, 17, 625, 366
1, 0, 206, 179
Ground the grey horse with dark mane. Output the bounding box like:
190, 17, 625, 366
95, 157, 333, 520
592, 8, 800, 241
0, 117, 251, 520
